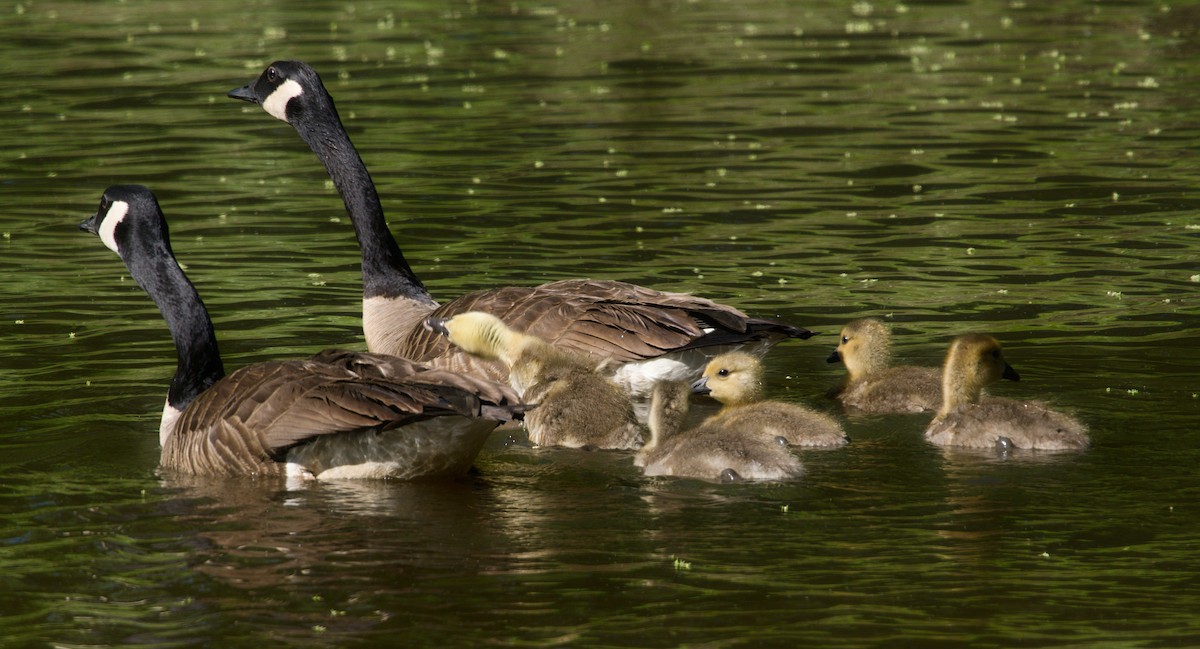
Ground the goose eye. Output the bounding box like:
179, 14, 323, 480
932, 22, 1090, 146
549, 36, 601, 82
842, 336, 850, 344
717, 368, 730, 377
267, 67, 278, 82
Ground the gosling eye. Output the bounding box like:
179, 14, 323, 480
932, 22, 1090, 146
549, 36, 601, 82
267, 67, 278, 82
841, 336, 850, 344
717, 368, 730, 377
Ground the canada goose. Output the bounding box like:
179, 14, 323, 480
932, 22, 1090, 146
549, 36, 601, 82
635, 380, 806, 482
226, 60, 812, 396
827, 318, 941, 413
425, 311, 641, 450
80, 185, 524, 479
694, 352, 848, 447
924, 334, 1089, 450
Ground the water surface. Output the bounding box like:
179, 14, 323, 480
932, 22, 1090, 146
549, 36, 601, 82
2, 0, 1198, 646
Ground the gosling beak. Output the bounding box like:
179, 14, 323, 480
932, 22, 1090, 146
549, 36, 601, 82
227, 83, 258, 104
423, 317, 450, 337
826, 349, 842, 364
690, 376, 711, 396
1002, 363, 1020, 382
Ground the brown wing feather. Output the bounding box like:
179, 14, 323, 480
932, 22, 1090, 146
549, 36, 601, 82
162, 350, 522, 476
392, 279, 810, 377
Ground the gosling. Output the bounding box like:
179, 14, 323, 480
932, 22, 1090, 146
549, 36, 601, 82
635, 380, 806, 482
827, 318, 941, 413
924, 334, 1089, 450
425, 311, 642, 450
696, 352, 847, 448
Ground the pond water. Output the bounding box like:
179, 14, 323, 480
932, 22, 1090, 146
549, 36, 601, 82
3, 0, 1199, 645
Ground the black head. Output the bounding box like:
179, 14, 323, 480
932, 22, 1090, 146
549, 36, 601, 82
79, 185, 170, 260
227, 60, 335, 125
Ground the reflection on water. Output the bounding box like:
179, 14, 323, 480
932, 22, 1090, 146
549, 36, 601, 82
2, 0, 1199, 645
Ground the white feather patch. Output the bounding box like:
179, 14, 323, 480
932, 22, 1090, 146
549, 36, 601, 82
159, 398, 182, 447
99, 200, 128, 254
263, 79, 303, 122
317, 462, 404, 480
610, 357, 693, 398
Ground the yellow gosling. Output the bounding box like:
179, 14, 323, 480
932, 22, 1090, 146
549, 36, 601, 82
635, 380, 805, 482
924, 334, 1089, 450
427, 312, 642, 450
827, 318, 941, 413
697, 352, 847, 448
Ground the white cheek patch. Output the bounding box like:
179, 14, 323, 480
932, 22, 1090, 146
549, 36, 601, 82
263, 79, 303, 122
98, 200, 129, 254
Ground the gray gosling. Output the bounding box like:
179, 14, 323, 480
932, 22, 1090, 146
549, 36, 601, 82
827, 318, 941, 413
696, 352, 847, 448
635, 380, 805, 482
924, 334, 1089, 450
425, 311, 642, 450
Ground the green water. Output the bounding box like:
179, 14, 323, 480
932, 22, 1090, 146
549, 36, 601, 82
3, 0, 1199, 646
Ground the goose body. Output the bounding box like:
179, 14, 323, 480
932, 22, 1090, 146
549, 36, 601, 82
227, 61, 812, 396
635, 381, 806, 482
827, 318, 941, 413
81, 185, 523, 479
924, 334, 1089, 450
695, 352, 847, 448
427, 312, 641, 450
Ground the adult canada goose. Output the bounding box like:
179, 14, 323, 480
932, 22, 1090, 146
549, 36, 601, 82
635, 380, 806, 482
80, 185, 524, 479
924, 334, 1089, 450
827, 318, 941, 413
425, 311, 641, 450
693, 352, 847, 447
226, 60, 812, 395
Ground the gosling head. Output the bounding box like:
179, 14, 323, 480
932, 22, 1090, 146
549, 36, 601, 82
423, 311, 514, 362
228, 60, 336, 126
692, 352, 765, 407
826, 318, 892, 379
940, 333, 1020, 412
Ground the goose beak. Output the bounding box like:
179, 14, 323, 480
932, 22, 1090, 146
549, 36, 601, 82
78, 214, 99, 234
826, 349, 842, 364
791, 327, 816, 340
424, 317, 450, 337
227, 83, 258, 104
690, 376, 711, 396
1002, 363, 1020, 382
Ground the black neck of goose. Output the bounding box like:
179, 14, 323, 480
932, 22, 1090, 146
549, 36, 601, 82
293, 113, 432, 302
126, 246, 226, 411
